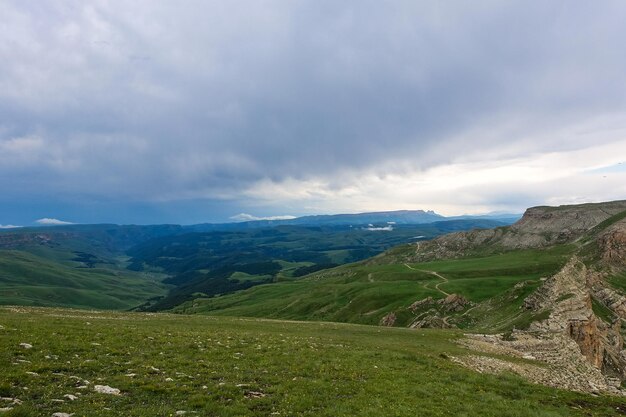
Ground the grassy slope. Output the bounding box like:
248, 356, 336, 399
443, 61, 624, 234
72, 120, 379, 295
0, 250, 167, 310
1, 307, 625, 417
173, 245, 575, 326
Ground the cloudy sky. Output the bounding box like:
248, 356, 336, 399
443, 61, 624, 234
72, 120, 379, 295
1, 1, 626, 226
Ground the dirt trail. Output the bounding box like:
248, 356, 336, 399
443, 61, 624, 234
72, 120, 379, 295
403, 263, 449, 296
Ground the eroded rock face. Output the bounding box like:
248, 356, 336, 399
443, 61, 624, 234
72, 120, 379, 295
379, 312, 396, 327
525, 257, 626, 385
438, 294, 470, 313
409, 315, 452, 329
388, 201, 626, 263
596, 219, 626, 267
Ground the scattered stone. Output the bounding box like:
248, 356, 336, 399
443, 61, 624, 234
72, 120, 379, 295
94, 385, 121, 395
245, 391, 266, 399
19, 343, 32, 349
25, 371, 39, 377
63, 394, 78, 401
125, 373, 136, 377
50, 399, 64, 403
52, 413, 74, 417
175, 411, 187, 415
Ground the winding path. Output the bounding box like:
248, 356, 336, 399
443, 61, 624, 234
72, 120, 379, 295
404, 263, 450, 296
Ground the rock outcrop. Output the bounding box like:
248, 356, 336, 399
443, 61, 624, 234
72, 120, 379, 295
456, 257, 626, 394
376, 200, 626, 264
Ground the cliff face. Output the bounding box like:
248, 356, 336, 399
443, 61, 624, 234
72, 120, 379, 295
597, 218, 626, 267
377, 200, 626, 264
414, 202, 626, 393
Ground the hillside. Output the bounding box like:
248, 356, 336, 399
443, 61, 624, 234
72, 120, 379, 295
0, 250, 168, 309
0, 218, 507, 310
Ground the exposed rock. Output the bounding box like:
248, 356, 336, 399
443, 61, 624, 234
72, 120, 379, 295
409, 297, 434, 312
457, 256, 626, 393
19, 343, 32, 349
455, 331, 620, 394
379, 201, 626, 263
597, 219, 626, 266
437, 294, 470, 312
52, 413, 74, 417
245, 391, 266, 398
93, 385, 120, 395
379, 312, 396, 327
410, 314, 453, 329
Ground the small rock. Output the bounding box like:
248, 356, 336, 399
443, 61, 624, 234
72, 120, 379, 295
52, 413, 74, 417
125, 373, 136, 377
63, 394, 78, 401
165, 377, 173, 382
175, 411, 187, 415
19, 343, 33, 349
25, 371, 39, 377
245, 391, 266, 399
93, 385, 120, 395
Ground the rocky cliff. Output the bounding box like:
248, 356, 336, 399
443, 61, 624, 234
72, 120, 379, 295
373, 200, 626, 264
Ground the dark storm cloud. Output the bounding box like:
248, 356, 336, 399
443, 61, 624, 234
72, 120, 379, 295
1, 0, 626, 222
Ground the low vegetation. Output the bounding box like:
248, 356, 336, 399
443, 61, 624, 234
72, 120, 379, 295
176, 245, 574, 328
1, 307, 626, 416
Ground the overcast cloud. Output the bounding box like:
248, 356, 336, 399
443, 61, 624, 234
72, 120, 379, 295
1, 1, 626, 224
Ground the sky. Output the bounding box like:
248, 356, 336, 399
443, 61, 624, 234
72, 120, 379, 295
1, 1, 626, 226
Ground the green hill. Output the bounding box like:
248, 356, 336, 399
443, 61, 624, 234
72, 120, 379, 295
172, 244, 574, 327
0, 250, 167, 309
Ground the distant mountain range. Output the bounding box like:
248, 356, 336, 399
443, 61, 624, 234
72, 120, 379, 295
186, 209, 522, 231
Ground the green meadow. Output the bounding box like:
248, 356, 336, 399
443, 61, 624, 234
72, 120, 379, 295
2, 307, 626, 417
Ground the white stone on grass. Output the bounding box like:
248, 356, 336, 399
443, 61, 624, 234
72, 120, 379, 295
94, 385, 121, 395
19, 343, 33, 349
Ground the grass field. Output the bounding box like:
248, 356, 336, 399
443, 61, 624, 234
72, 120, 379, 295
2, 307, 626, 416
175, 245, 574, 327
0, 250, 168, 309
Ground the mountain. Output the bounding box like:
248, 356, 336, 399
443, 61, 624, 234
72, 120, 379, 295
185, 209, 448, 232
177, 199, 626, 394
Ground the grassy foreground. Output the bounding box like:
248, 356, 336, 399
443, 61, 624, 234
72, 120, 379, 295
2, 307, 626, 416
